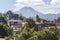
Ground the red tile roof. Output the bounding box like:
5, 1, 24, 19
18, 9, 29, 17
54, 19, 60, 23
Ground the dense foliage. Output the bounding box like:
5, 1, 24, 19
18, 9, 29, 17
5, 27, 59, 40
0, 13, 13, 38
0, 23, 13, 38
5, 18, 59, 40
0, 10, 59, 40
36, 15, 41, 22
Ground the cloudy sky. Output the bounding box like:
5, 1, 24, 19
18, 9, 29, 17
0, 0, 60, 14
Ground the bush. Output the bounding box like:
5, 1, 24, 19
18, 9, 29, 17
0, 23, 13, 38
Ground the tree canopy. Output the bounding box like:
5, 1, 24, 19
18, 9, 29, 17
0, 23, 13, 38
36, 15, 41, 22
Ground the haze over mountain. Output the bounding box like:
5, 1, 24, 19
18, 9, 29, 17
18, 7, 43, 17
42, 14, 60, 20
18, 7, 60, 21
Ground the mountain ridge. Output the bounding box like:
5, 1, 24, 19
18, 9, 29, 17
17, 7, 60, 21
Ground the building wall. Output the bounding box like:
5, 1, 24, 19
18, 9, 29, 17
7, 20, 22, 27
56, 23, 60, 26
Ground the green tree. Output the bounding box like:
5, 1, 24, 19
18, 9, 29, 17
4, 10, 14, 20
25, 18, 35, 28
25, 18, 38, 31
36, 15, 40, 22
0, 16, 7, 24
19, 14, 25, 21
5, 27, 58, 40
13, 14, 19, 20
0, 23, 13, 38
0, 13, 3, 17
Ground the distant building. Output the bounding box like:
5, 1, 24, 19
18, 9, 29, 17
35, 19, 47, 30
7, 20, 22, 27
7, 20, 23, 33
53, 17, 60, 26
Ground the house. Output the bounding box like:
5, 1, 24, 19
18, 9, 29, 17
53, 17, 60, 26
35, 19, 48, 30
7, 20, 22, 27
7, 20, 23, 33
4, 12, 24, 33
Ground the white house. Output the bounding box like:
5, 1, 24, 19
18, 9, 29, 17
7, 20, 22, 27
7, 20, 23, 33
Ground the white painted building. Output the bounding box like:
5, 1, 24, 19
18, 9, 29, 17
7, 20, 23, 33
7, 20, 22, 27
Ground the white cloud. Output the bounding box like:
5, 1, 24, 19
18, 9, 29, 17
14, 0, 60, 14
14, 0, 45, 10
45, 10, 57, 14
51, 0, 60, 5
